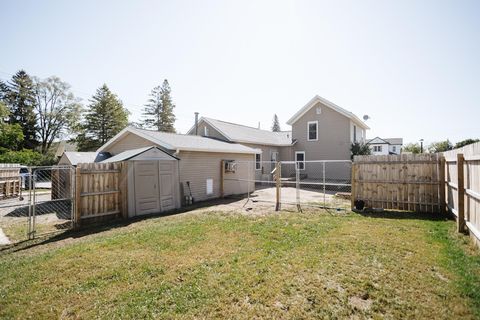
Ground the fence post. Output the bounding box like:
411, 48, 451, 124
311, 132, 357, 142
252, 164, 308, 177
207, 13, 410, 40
457, 153, 465, 233
74, 166, 81, 228
220, 160, 225, 198
119, 162, 128, 219
275, 161, 281, 211
351, 163, 356, 211
438, 156, 446, 214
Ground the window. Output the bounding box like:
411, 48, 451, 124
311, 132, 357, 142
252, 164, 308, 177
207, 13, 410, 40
307, 121, 318, 141
373, 145, 382, 152
271, 151, 278, 162
204, 126, 209, 136
255, 153, 261, 170
295, 151, 305, 170
392, 146, 396, 152
316, 107, 322, 114
353, 125, 357, 142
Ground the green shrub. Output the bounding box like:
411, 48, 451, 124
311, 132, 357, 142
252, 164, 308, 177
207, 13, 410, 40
0, 149, 55, 166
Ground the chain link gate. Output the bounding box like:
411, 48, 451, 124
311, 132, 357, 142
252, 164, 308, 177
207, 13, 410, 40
0, 165, 75, 245
222, 160, 352, 211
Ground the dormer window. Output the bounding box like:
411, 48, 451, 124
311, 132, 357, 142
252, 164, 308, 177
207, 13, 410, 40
307, 121, 318, 141
204, 126, 209, 136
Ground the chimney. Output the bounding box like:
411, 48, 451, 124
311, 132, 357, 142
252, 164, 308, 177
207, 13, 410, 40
194, 112, 199, 135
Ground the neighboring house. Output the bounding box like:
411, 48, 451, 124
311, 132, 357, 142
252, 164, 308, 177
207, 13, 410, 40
366, 137, 403, 155
189, 95, 369, 180
58, 152, 110, 166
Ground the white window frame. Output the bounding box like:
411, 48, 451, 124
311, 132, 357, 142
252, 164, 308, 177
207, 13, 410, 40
204, 126, 209, 136
392, 146, 396, 152
271, 151, 279, 162
255, 153, 262, 170
307, 121, 318, 141
295, 151, 305, 171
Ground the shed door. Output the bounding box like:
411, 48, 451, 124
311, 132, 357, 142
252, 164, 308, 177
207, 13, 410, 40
159, 162, 175, 211
134, 161, 161, 215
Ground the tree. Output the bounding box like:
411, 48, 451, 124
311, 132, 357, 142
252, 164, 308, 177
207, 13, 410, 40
0, 101, 24, 150
428, 140, 453, 153
271, 114, 281, 132
77, 84, 129, 151
402, 143, 421, 154
33, 76, 82, 154
351, 142, 371, 159
142, 79, 176, 132
4, 70, 37, 149
455, 139, 479, 149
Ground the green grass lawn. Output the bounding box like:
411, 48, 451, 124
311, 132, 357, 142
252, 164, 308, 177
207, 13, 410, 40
0, 209, 479, 319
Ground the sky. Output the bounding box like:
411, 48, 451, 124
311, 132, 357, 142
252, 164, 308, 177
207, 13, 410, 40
1, 0, 479, 145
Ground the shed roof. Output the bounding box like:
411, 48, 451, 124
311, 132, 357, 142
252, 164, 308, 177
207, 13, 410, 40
98, 127, 261, 154
101, 146, 179, 163
187, 117, 293, 146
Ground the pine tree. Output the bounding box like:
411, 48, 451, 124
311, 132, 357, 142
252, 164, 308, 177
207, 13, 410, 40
5, 70, 37, 149
271, 114, 281, 132
142, 79, 176, 132
77, 84, 129, 151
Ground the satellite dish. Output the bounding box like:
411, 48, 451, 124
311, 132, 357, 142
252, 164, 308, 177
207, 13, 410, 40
363, 115, 370, 121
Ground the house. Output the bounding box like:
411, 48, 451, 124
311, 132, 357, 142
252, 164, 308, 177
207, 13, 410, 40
187, 117, 292, 179
93, 126, 258, 216
189, 95, 369, 180
366, 137, 403, 155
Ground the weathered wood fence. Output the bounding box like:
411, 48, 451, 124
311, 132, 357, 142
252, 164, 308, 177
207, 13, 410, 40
0, 164, 21, 200
352, 143, 480, 248
352, 154, 442, 213
74, 162, 128, 226
442, 142, 480, 247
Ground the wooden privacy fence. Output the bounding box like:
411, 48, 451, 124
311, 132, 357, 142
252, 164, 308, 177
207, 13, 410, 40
442, 142, 480, 246
351, 154, 443, 214
74, 162, 128, 226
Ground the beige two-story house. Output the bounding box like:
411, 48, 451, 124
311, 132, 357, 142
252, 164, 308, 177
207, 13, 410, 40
188, 95, 369, 180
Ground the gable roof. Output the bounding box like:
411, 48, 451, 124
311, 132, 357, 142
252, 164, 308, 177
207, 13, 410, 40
187, 117, 293, 146
366, 137, 403, 145
60, 152, 111, 165
97, 127, 261, 155
286, 95, 370, 130
102, 146, 179, 163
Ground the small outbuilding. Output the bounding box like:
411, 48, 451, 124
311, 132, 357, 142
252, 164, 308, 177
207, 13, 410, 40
102, 146, 181, 217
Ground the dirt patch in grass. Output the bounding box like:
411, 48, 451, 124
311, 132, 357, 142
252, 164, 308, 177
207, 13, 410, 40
0, 209, 479, 319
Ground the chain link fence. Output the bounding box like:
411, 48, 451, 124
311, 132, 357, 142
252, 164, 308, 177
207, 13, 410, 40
223, 160, 351, 211
0, 165, 74, 246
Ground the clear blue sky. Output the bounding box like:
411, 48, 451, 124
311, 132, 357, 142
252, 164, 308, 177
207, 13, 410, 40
1, 0, 479, 145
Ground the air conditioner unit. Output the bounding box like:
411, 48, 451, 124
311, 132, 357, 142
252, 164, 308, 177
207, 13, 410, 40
224, 160, 237, 173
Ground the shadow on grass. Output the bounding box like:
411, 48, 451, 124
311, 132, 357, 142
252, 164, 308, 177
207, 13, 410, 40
0, 196, 244, 254
354, 209, 452, 221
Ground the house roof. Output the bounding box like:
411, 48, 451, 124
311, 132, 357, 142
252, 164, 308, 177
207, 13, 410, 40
102, 146, 179, 163
187, 117, 293, 146
366, 137, 403, 145
61, 152, 111, 165
286, 95, 370, 130
54, 141, 77, 158
97, 127, 261, 155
